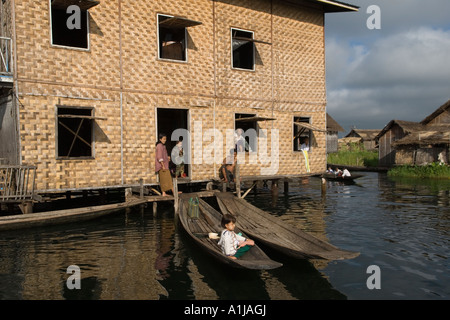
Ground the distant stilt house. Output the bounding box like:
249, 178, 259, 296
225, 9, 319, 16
0, 0, 358, 196
344, 129, 380, 151
376, 120, 424, 166
326, 113, 344, 153
376, 100, 450, 166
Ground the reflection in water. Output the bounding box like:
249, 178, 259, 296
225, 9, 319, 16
0, 173, 448, 300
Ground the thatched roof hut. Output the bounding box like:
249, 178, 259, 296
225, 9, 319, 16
345, 129, 380, 150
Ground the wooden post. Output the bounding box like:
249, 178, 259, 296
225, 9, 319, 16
284, 180, 289, 194
153, 202, 157, 217
236, 163, 241, 198
253, 180, 258, 195
174, 178, 179, 213
271, 179, 279, 195
19, 201, 33, 214
139, 178, 144, 199
321, 178, 327, 196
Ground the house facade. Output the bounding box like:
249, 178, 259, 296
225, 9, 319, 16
376, 100, 450, 166
0, 0, 357, 192
326, 113, 344, 153
344, 129, 380, 151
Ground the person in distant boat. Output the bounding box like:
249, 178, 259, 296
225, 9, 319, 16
342, 168, 351, 177
300, 137, 310, 151
327, 167, 334, 173
155, 133, 178, 196
219, 148, 237, 185
218, 214, 254, 259
335, 168, 343, 176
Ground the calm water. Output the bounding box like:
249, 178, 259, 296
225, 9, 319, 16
0, 172, 449, 300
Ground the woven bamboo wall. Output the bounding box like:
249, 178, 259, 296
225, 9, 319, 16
14, 0, 327, 191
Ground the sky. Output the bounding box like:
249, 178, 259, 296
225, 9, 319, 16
324, 0, 450, 134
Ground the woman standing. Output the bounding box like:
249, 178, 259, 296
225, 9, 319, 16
155, 133, 175, 196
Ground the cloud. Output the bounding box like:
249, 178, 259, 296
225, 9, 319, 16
326, 23, 450, 132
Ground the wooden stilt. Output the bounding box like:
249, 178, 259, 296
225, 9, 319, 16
284, 180, 289, 194
174, 178, 179, 213
153, 202, 157, 217
321, 178, 327, 196
139, 178, 144, 199
19, 201, 33, 214
236, 163, 241, 198
242, 181, 257, 199
271, 179, 279, 195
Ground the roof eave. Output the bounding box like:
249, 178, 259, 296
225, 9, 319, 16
315, 0, 359, 12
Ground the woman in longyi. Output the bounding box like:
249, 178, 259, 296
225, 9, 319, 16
155, 133, 176, 196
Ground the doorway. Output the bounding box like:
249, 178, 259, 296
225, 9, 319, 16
156, 108, 190, 178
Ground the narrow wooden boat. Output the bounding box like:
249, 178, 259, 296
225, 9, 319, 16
0, 198, 147, 231
178, 194, 282, 270
321, 172, 364, 182
215, 192, 359, 261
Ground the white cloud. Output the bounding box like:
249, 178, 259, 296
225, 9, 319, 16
326, 26, 450, 131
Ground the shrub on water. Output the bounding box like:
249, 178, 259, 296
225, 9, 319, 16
388, 163, 450, 179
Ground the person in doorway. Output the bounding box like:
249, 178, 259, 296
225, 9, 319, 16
171, 139, 186, 178
218, 214, 254, 259
235, 128, 246, 153
155, 133, 179, 196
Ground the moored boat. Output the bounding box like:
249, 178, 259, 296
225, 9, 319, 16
178, 194, 282, 270
0, 198, 147, 231
321, 172, 364, 182
215, 192, 359, 261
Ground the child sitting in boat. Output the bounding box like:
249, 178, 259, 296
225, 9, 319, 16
218, 214, 254, 259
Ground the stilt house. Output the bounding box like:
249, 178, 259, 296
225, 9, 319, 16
376, 100, 450, 166
0, 0, 358, 194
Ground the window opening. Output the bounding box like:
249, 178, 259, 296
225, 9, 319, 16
50, 0, 93, 49
232, 28, 254, 70
57, 107, 94, 158
235, 113, 257, 152
158, 15, 201, 61
293, 117, 312, 152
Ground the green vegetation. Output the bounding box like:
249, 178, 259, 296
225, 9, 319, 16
388, 163, 450, 179
327, 143, 379, 167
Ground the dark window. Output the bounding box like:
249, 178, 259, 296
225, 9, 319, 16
158, 14, 187, 61
51, 3, 89, 49
57, 107, 94, 158
232, 29, 254, 70
293, 117, 312, 151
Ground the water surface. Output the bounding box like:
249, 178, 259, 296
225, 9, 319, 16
0, 172, 448, 300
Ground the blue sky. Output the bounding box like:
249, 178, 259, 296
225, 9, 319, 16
324, 0, 450, 134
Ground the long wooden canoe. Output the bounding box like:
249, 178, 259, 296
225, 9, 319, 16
321, 172, 364, 182
215, 192, 359, 261
0, 198, 147, 231
178, 194, 282, 270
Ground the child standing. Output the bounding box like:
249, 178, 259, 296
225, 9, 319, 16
171, 139, 185, 178
218, 214, 254, 259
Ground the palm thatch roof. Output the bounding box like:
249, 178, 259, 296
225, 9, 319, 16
392, 129, 450, 146
421, 99, 450, 125
375, 120, 425, 141
326, 113, 345, 132
345, 129, 380, 141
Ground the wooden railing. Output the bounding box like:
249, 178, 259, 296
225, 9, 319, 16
0, 36, 13, 76
0, 165, 37, 202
